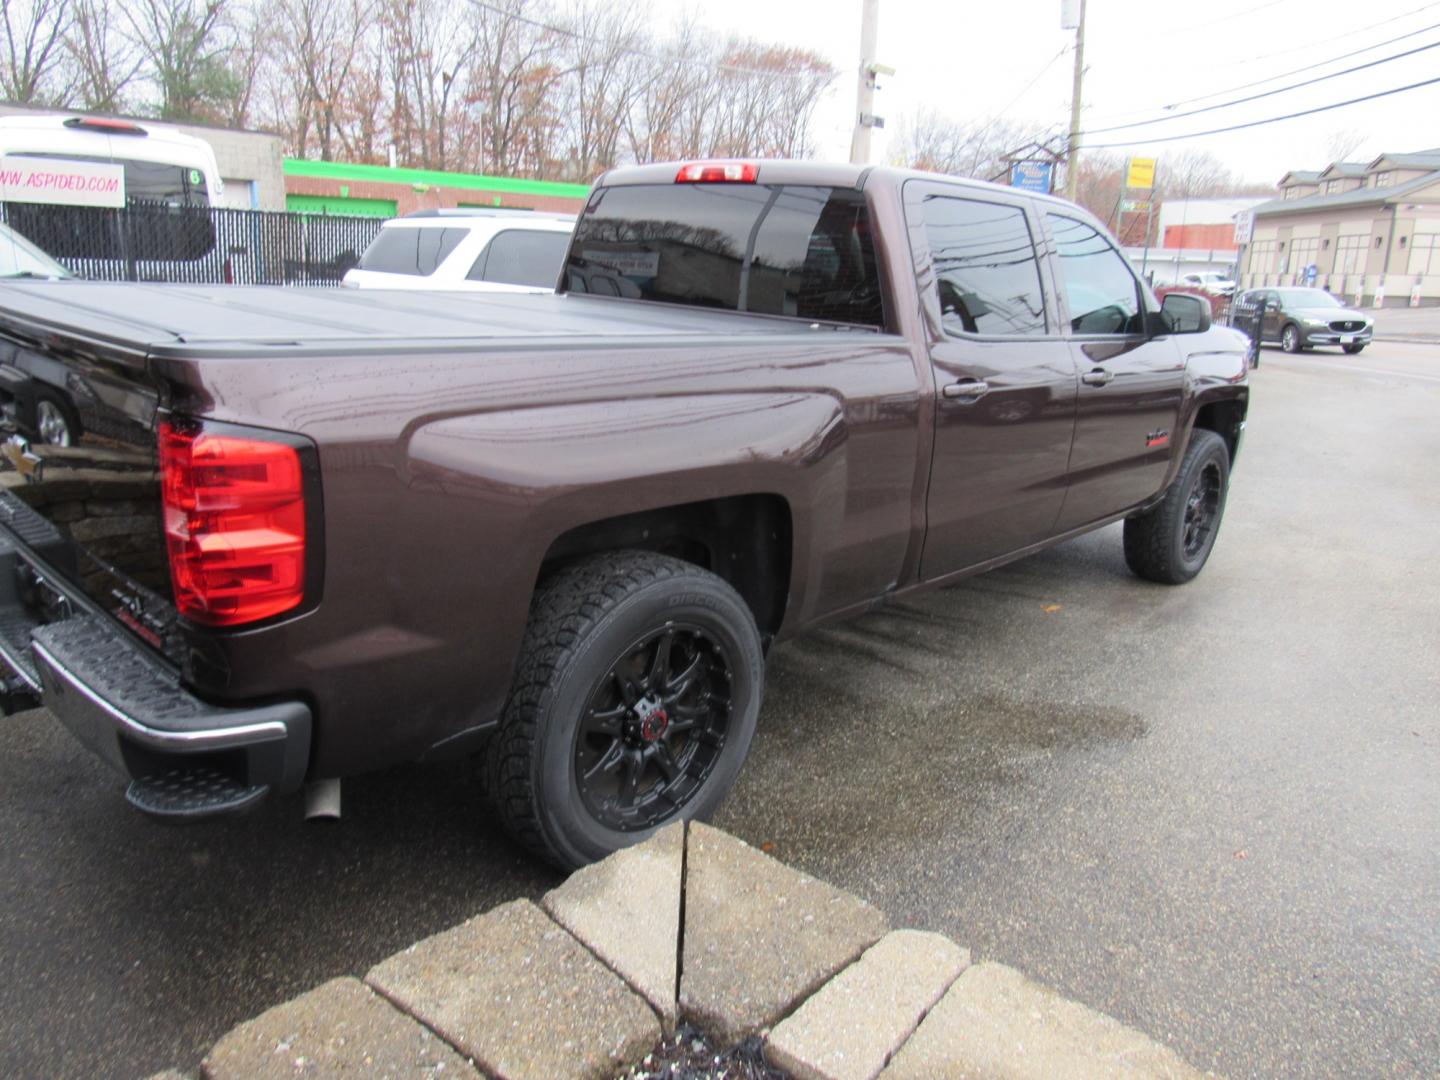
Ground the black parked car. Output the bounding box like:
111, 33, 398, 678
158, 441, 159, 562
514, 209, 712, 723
1231, 286, 1372, 354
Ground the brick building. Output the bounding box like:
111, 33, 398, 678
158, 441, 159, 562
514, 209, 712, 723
282, 159, 589, 217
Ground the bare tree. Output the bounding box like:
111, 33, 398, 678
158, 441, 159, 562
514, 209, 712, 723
891, 111, 1054, 183
268, 0, 375, 158
464, 0, 562, 175
379, 0, 485, 170
62, 0, 143, 112
2, 0, 72, 104
1324, 127, 1368, 164
1155, 148, 1237, 201
123, 0, 240, 123
555, 0, 647, 180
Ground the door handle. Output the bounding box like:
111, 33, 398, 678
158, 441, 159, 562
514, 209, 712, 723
943, 379, 990, 400
1081, 368, 1114, 387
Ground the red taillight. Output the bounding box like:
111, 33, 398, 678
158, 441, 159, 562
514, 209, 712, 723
675, 161, 759, 183
159, 421, 307, 627
63, 116, 148, 136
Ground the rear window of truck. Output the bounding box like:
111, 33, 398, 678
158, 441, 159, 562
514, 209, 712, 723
565, 184, 884, 328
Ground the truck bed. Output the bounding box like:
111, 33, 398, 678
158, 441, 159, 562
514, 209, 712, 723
0, 282, 839, 358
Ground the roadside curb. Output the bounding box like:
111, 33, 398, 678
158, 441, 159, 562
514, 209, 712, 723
150, 823, 1214, 1080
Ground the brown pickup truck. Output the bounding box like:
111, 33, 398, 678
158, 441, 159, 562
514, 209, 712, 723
0, 161, 1249, 868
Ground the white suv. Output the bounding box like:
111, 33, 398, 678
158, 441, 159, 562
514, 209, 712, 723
1180, 271, 1236, 297
342, 209, 574, 292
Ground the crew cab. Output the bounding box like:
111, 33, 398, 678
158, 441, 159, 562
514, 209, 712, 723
0, 161, 1249, 869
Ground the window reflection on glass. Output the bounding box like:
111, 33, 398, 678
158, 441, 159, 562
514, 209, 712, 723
923, 196, 1046, 337
567, 184, 885, 327
1046, 214, 1143, 335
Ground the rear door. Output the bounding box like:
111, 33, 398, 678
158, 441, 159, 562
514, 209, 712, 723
906, 181, 1078, 580
1043, 212, 1185, 529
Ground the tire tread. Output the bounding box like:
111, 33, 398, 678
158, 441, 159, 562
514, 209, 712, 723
485, 550, 741, 865
1123, 430, 1229, 585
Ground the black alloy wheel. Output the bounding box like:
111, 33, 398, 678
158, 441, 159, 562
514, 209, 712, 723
574, 623, 733, 832
1181, 461, 1222, 560
1122, 429, 1230, 585
487, 550, 763, 870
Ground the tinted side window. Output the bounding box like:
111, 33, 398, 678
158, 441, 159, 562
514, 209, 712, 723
924, 196, 1046, 336
567, 184, 884, 327
359, 227, 465, 275
1045, 213, 1142, 334
467, 229, 570, 287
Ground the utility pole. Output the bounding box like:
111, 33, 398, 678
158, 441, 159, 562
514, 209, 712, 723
850, 0, 881, 165
1063, 0, 1087, 201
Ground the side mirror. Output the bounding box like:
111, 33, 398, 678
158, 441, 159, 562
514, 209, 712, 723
1160, 292, 1212, 334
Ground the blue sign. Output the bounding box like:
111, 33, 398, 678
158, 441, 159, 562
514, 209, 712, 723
1010, 161, 1053, 194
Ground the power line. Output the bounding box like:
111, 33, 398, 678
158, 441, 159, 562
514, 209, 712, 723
1082, 75, 1440, 149
1080, 37, 1440, 136
1161, 19, 1440, 110
1166, 0, 1290, 33
465, 0, 828, 81
1221, 0, 1440, 67
1082, 1, 1440, 126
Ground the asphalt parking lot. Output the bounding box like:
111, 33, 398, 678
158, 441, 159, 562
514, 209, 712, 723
1, 341, 1436, 1080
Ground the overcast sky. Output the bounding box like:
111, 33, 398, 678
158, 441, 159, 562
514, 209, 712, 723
652, 0, 1440, 185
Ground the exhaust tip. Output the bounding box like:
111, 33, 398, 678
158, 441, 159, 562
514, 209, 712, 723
304, 778, 342, 821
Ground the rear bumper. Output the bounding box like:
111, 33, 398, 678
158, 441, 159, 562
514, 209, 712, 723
0, 532, 310, 802
29, 615, 310, 794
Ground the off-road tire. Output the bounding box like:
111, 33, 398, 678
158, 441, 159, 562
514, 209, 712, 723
486, 550, 763, 870
1123, 430, 1230, 585
1342, 343, 1366, 354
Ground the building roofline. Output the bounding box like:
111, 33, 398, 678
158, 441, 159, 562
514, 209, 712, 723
283, 158, 592, 199
1252, 169, 1440, 216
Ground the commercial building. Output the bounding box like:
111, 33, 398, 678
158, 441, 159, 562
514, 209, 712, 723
1237, 149, 1440, 307
281, 159, 588, 217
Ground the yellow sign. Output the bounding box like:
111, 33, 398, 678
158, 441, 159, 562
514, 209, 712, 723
1126, 157, 1156, 189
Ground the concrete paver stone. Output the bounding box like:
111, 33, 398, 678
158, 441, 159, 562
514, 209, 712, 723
543, 821, 683, 1032
365, 898, 659, 1080
201, 976, 479, 1079
765, 929, 970, 1080
680, 822, 888, 1046
880, 961, 1207, 1080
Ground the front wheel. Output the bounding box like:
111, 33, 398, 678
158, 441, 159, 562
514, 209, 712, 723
1123, 430, 1230, 585
1281, 324, 1302, 353
1343, 343, 1366, 354
486, 551, 763, 870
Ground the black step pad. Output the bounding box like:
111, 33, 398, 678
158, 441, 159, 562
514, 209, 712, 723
126, 766, 269, 820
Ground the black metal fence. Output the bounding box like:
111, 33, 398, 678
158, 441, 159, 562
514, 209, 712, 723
0, 201, 384, 285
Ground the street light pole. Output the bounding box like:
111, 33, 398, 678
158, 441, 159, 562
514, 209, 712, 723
850, 0, 881, 165
1064, 0, 1086, 201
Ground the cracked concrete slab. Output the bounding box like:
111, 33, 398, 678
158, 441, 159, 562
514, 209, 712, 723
880, 962, 1207, 1080
765, 929, 970, 1080
543, 822, 684, 1033
365, 898, 659, 1080
201, 976, 478, 1079
680, 822, 887, 1045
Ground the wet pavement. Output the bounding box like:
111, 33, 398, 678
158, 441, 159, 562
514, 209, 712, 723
2, 342, 1437, 1079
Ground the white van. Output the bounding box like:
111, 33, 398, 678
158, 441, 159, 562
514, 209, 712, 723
0, 113, 224, 280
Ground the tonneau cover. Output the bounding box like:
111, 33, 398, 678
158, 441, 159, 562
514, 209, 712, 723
0, 282, 828, 357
